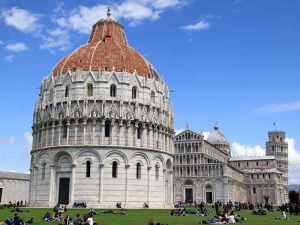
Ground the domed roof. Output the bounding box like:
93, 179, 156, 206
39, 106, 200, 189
52, 10, 159, 79
207, 124, 229, 145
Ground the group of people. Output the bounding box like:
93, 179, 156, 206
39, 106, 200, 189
72, 202, 87, 208
0, 201, 27, 209
147, 218, 168, 225
200, 211, 245, 224
3, 213, 33, 225
43, 206, 98, 225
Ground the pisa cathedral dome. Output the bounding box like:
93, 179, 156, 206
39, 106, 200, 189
29, 11, 174, 208
207, 124, 230, 155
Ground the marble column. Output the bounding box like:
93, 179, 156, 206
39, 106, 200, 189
66, 121, 70, 145
70, 164, 76, 204
74, 120, 78, 145
125, 165, 130, 206
92, 119, 96, 145
58, 121, 62, 146
99, 164, 104, 204
51, 122, 55, 146
49, 165, 56, 206
118, 120, 123, 146
147, 166, 151, 205
83, 119, 87, 144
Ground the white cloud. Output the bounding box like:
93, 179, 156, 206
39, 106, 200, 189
1, 7, 39, 32
23, 132, 32, 160
286, 138, 300, 184
4, 54, 14, 63
54, 1, 188, 33
231, 142, 265, 157
0, 136, 16, 145
151, 0, 187, 9
255, 101, 300, 113
183, 20, 210, 30
231, 138, 300, 184
175, 129, 184, 135
6, 42, 27, 52
202, 131, 210, 140
40, 28, 70, 51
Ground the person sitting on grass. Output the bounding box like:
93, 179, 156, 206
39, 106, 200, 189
73, 214, 83, 225
226, 211, 236, 224
12, 213, 25, 225
89, 208, 96, 216
275, 211, 288, 220
85, 214, 97, 225
44, 211, 53, 221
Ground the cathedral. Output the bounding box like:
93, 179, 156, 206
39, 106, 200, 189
173, 125, 288, 205
28, 10, 288, 208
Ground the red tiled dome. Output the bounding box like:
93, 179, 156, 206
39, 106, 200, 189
52, 18, 159, 79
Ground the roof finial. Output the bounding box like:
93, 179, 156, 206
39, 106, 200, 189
214, 122, 218, 130
107, 7, 111, 19
186, 123, 189, 130
273, 122, 277, 131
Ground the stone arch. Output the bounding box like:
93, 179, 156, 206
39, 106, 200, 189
104, 150, 128, 166
75, 149, 101, 164
54, 151, 73, 166
152, 154, 164, 167
129, 152, 150, 167
36, 152, 50, 165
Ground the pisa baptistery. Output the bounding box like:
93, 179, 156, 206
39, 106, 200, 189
29, 10, 174, 208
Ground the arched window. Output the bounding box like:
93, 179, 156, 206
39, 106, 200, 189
105, 120, 111, 137
137, 123, 142, 139
136, 162, 141, 179
42, 162, 46, 179
63, 122, 68, 138
253, 187, 256, 194
87, 84, 93, 96
132, 86, 137, 99
65, 86, 69, 97
86, 161, 91, 178
112, 161, 118, 178
155, 164, 159, 180
151, 91, 155, 103
110, 84, 116, 97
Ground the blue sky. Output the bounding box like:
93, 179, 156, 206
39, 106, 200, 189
0, 0, 300, 183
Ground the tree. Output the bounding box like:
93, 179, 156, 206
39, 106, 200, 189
289, 190, 299, 203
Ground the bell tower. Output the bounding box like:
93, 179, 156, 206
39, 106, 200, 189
266, 131, 288, 202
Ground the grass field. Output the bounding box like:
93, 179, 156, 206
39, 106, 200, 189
0, 207, 299, 225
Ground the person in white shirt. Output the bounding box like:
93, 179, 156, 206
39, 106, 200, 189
87, 215, 94, 225
226, 212, 236, 224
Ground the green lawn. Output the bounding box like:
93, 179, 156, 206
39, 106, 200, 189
0, 207, 299, 225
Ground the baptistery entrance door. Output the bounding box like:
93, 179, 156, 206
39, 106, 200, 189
58, 178, 70, 204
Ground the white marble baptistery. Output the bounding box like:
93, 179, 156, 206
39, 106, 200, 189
29, 13, 174, 208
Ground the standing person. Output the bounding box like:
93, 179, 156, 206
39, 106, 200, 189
215, 202, 219, 214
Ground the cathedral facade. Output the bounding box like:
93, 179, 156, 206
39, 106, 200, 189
173, 125, 288, 205
29, 12, 174, 208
